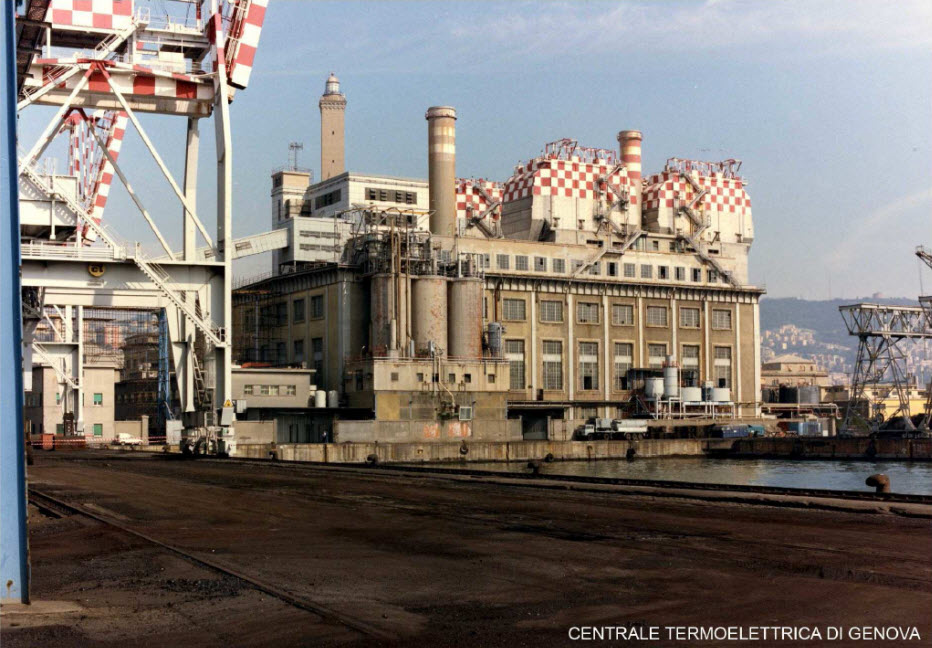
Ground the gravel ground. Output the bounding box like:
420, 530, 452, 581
4, 450, 930, 647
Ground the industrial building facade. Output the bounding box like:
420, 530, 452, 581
232, 75, 764, 441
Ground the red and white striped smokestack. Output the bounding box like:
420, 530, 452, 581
617, 130, 642, 220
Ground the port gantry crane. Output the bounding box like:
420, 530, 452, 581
15, 0, 270, 454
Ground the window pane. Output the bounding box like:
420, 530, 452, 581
540, 300, 563, 323
646, 306, 667, 326
503, 298, 526, 321
612, 304, 633, 326
679, 307, 700, 328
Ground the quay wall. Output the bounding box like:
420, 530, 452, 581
730, 437, 932, 461
234, 438, 732, 464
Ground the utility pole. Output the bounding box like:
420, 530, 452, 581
1, 0, 30, 604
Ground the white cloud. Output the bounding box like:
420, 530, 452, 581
446, 0, 932, 61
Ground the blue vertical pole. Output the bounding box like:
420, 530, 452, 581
0, 0, 30, 604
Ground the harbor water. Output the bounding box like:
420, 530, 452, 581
458, 457, 932, 495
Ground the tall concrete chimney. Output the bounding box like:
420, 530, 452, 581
617, 130, 642, 221
425, 106, 456, 236
319, 73, 346, 181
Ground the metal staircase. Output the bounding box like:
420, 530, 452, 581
20, 158, 227, 347
675, 171, 737, 287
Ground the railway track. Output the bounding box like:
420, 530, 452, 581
27, 488, 398, 642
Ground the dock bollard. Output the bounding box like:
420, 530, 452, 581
865, 473, 890, 494
527, 460, 542, 476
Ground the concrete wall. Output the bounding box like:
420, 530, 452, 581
334, 418, 521, 443
235, 420, 275, 445
235, 437, 719, 463
114, 420, 145, 442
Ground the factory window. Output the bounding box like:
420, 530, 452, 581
542, 340, 563, 390
669, 242, 677, 252
515, 255, 529, 271
613, 342, 633, 390
623, 263, 636, 278
612, 304, 634, 326
312, 338, 324, 383
572, 260, 584, 274
576, 302, 599, 324
714, 346, 732, 388
640, 265, 652, 279
314, 189, 341, 209
293, 299, 305, 323
708, 269, 719, 283
448, 373, 456, 383
481, 254, 491, 269
505, 340, 525, 390
259, 385, 270, 396
502, 298, 526, 321
55, 392, 61, 404
675, 267, 686, 281
390, 372, 399, 382
310, 295, 325, 319
441, 250, 452, 263
651, 240, 660, 251
93, 423, 103, 437
534, 256, 547, 272
578, 341, 599, 391
588, 262, 600, 276
577, 406, 598, 420
365, 187, 416, 205
416, 372, 424, 382
293, 339, 304, 363
244, 385, 254, 395
552, 259, 566, 274
658, 266, 669, 280
648, 343, 668, 368
488, 374, 496, 383
464, 373, 472, 384
539, 300, 564, 323
496, 254, 510, 270
93, 393, 103, 406
646, 306, 668, 327
682, 345, 700, 386
680, 307, 700, 329
712, 309, 733, 330
608, 262, 617, 277
286, 385, 297, 396
275, 302, 288, 326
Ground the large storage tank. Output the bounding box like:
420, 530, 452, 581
411, 276, 448, 355
645, 377, 664, 398
681, 386, 702, 402
370, 273, 408, 354
447, 278, 483, 358
798, 385, 821, 404
314, 390, 326, 408
711, 387, 731, 402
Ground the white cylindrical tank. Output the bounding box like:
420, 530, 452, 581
711, 387, 731, 402
314, 390, 326, 408
681, 387, 702, 402
327, 390, 339, 408
663, 365, 679, 398
645, 377, 664, 398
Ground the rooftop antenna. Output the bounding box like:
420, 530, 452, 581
288, 141, 304, 171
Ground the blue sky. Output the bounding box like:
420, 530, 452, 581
19, 0, 932, 298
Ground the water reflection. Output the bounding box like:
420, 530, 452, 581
459, 458, 932, 495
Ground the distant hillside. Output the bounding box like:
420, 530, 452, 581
760, 297, 919, 350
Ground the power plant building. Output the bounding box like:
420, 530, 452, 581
234, 75, 764, 441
